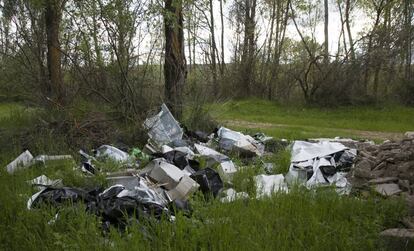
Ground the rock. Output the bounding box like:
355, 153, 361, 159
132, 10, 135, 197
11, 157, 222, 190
406, 195, 414, 216
375, 183, 402, 196
354, 159, 373, 178
373, 161, 387, 171
405, 131, 414, 139
368, 177, 398, 185
379, 228, 414, 250
402, 217, 414, 229
399, 179, 411, 192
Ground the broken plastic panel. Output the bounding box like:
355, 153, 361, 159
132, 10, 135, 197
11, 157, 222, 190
147, 158, 185, 190
143, 104, 183, 148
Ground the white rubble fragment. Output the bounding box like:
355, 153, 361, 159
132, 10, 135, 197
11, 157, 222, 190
254, 174, 288, 198
6, 150, 34, 174
220, 188, 249, 203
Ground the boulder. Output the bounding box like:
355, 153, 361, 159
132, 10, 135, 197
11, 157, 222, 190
379, 228, 414, 250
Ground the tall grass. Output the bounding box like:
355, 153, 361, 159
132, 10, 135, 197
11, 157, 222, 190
0, 102, 408, 250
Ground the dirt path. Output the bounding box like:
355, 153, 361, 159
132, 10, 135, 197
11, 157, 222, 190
223, 119, 404, 141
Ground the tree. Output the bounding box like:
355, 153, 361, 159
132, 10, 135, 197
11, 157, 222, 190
164, 0, 186, 119
324, 0, 329, 63
45, 0, 65, 104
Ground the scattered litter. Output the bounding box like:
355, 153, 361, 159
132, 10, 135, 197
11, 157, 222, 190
147, 158, 185, 190
28, 175, 63, 189
190, 168, 223, 197
167, 175, 200, 201
33, 155, 73, 164
143, 104, 183, 150
95, 145, 129, 162
287, 140, 356, 193
220, 188, 249, 203
254, 174, 288, 197
217, 127, 264, 157
6, 150, 34, 174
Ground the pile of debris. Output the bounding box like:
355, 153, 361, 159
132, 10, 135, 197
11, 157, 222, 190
5, 104, 277, 231
350, 133, 414, 197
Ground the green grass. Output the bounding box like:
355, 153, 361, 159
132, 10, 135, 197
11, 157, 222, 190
0, 101, 410, 250
211, 99, 414, 140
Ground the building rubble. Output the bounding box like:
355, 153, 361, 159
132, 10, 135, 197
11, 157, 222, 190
4, 104, 414, 236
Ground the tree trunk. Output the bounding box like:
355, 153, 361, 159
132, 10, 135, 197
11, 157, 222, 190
208, 0, 218, 95
324, 0, 329, 64
219, 0, 225, 76
345, 0, 355, 60
45, 0, 64, 104
164, 0, 186, 120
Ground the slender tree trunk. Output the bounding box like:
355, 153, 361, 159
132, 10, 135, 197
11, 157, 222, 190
219, 0, 225, 75
45, 0, 64, 103
345, 0, 355, 60
405, 0, 412, 81
164, 0, 186, 119
208, 0, 218, 95
324, 0, 329, 64
266, 0, 276, 100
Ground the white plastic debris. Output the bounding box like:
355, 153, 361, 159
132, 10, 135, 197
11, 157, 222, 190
217, 127, 264, 156
95, 145, 129, 162
290, 141, 348, 162
218, 161, 238, 182
143, 104, 183, 148
6, 150, 34, 174
148, 158, 185, 189
287, 140, 355, 194
116, 178, 169, 206
254, 174, 288, 198
194, 143, 237, 181
220, 188, 249, 203
167, 175, 199, 201
33, 155, 73, 164
28, 175, 63, 189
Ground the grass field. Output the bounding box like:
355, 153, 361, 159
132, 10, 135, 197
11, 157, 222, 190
0, 101, 411, 250
211, 99, 414, 141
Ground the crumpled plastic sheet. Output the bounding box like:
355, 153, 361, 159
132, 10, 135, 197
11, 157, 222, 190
28, 175, 63, 190
28, 180, 173, 230
190, 167, 223, 198
254, 174, 288, 198
143, 104, 183, 148
95, 145, 129, 162
217, 127, 264, 157
287, 140, 356, 194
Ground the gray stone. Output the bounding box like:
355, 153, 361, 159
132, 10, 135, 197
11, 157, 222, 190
380, 228, 414, 250
368, 177, 398, 185
405, 131, 414, 139
406, 195, 414, 216
399, 179, 411, 192
375, 183, 402, 196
